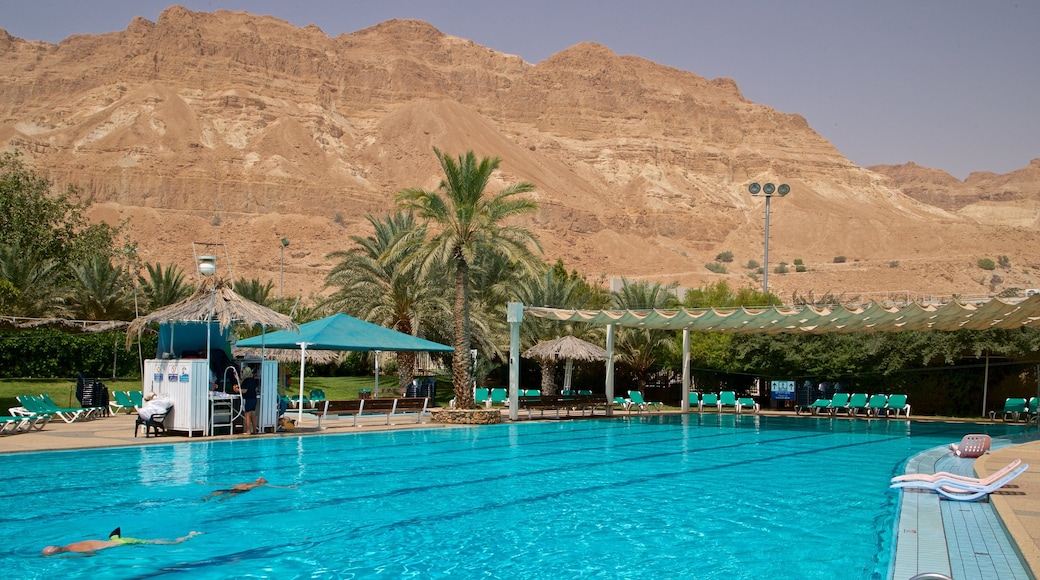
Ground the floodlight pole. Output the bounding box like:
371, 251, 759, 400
279, 238, 290, 299
748, 182, 790, 296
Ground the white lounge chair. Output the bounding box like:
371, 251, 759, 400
890, 463, 1028, 501
891, 458, 1022, 485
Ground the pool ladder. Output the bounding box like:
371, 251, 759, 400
908, 574, 953, 580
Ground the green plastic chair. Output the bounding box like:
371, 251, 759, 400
737, 397, 759, 414
490, 388, 507, 406
309, 389, 327, 402
688, 392, 700, 412
128, 391, 144, 408
846, 393, 869, 416
700, 393, 719, 412
110, 391, 136, 414
865, 394, 888, 417
884, 394, 911, 418
990, 398, 1028, 422
627, 390, 661, 412
474, 388, 490, 407
804, 398, 832, 415
719, 391, 737, 412
826, 393, 851, 416
613, 396, 631, 412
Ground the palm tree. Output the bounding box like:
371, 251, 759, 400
234, 277, 276, 306
396, 148, 540, 408
138, 262, 193, 312
0, 243, 68, 317
324, 212, 449, 389
613, 278, 680, 391
68, 255, 135, 320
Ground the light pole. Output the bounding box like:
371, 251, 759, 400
279, 238, 289, 298
748, 182, 790, 295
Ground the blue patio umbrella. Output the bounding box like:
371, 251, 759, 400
237, 313, 453, 422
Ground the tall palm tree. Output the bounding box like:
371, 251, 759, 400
613, 278, 680, 391
396, 148, 540, 408
234, 277, 276, 306
324, 212, 449, 389
68, 255, 135, 320
138, 262, 193, 312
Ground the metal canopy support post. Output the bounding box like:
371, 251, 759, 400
296, 342, 309, 425
682, 329, 691, 413
605, 324, 616, 417
507, 302, 523, 421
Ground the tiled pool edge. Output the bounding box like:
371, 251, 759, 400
890, 439, 1033, 580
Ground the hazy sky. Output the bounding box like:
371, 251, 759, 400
3, 1, 1037, 179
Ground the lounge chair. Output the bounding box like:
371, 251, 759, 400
1028, 397, 1039, 422
16, 395, 88, 423
883, 394, 911, 418
865, 394, 888, 417
892, 458, 1023, 485
0, 416, 31, 434
613, 396, 631, 412
736, 397, 759, 414
990, 397, 1028, 422
688, 392, 700, 412
473, 387, 490, 407
719, 391, 738, 413
128, 390, 144, 409
798, 398, 831, 415
490, 388, 508, 406
524, 389, 541, 397
628, 391, 662, 412
700, 393, 719, 413
824, 393, 851, 416
949, 433, 991, 458
890, 463, 1028, 501
846, 393, 870, 416
41, 393, 103, 419
309, 389, 327, 403
110, 390, 136, 414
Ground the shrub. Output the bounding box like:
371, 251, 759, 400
211, 213, 222, 226
998, 255, 1011, 269
977, 258, 996, 270
833, 256, 846, 263
705, 262, 727, 274
774, 262, 789, 274
795, 265, 807, 272
333, 212, 345, 226
715, 251, 734, 263
746, 259, 760, 270
889, 260, 899, 268
793, 258, 803, 266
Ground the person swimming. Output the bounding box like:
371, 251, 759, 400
42, 528, 200, 556
201, 477, 295, 501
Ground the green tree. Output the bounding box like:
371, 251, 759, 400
234, 277, 276, 306
324, 212, 449, 388
0, 151, 120, 274
67, 255, 135, 320
138, 262, 194, 312
613, 278, 680, 390
396, 149, 540, 408
0, 243, 68, 317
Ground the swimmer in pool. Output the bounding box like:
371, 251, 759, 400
42, 527, 200, 556
201, 477, 295, 501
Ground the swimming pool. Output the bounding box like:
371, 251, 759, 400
2, 415, 1029, 579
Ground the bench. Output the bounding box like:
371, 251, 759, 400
517, 394, 602, 419
308, 397, 429, 428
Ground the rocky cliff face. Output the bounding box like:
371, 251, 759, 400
1, 7, 1038, 300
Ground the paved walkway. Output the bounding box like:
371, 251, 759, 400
2, 411, 1037, 578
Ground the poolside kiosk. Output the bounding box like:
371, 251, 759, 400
126, 279, 297, 437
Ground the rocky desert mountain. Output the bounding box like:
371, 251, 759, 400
1, 6, 1038, 303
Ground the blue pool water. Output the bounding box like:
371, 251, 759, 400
1, 415, 1029, 579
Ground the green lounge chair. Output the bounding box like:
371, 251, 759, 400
613, 396, 631, 412
688, 392, 700, 412
0, 416, 31, 434
846, 393, 869, 416
524, 389, 541, 397
719, 391, 738, 413
826, 393, 851, 416
41, 393, 102, 419
309, 389, 327, 403
490, 388, 508, 406
627, 390, 661, 412
17, 395, 87, 423
736, 397, 759, 414
882, 394, 911, 418
473, 387, 490, 407
700, 393, 719, 413
110, 390, 136, 414
990, 398, 1028, 422
128, 390, 144, 408
1029, 397, 1039, 423
799, 398, 831, 415
865, 394, 888, 417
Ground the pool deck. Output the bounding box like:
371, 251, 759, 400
2, 410, 1038, 579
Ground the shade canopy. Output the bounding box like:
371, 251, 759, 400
523, 335, 607, 362
236, 313, 454, 352
523, 295, 1040, 334
125, 280, 297, 346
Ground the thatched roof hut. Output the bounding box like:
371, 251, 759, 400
125, 280, 297, 347
522, 335, 608, 362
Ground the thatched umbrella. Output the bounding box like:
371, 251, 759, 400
126, 280, 297, 342
522, 335, 608, 395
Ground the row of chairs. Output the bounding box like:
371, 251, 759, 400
687, 391, 759, 414
109, 390, 145, 414
285, 389, 327, 409
797, 392, 910, 418
10, 393, 106, 424
990, 397, 1039, 422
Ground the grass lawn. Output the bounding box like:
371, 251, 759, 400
2, 374, 456, 413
